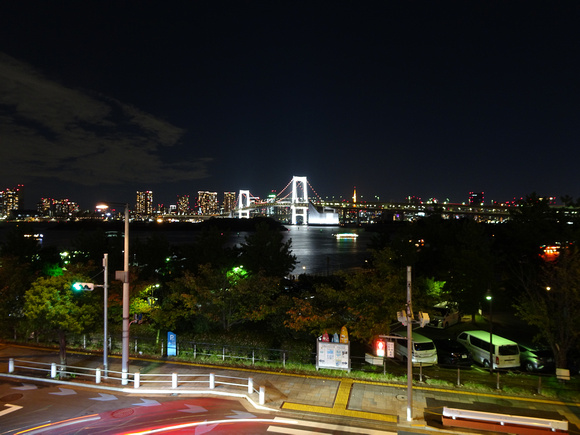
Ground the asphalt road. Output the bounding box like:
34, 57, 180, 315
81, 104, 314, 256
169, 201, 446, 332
0, 379, 396, 434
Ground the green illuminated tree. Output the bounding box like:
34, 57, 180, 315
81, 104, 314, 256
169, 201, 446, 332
164, 264, 280, 332
24, 271, 100, 369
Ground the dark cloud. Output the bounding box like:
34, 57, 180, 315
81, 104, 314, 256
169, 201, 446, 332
0, 54, 211, 188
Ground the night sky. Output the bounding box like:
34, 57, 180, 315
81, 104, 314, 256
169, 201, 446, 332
1, 1, 579, 209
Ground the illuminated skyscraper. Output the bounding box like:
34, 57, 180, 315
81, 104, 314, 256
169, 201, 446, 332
223, 192, 236, 213
54, 199, 79, 216
37, 198, 78, 216
198, 191, 219, 215
136, 191, 154, 216
38, 198, 53, 216
0, 185, 22, 216
177, 194, 190, 214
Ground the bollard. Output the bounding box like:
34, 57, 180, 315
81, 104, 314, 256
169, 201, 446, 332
122, 371, 128, 386
194, 344, 197, 359
457, 367, 461, 387
51, 363, 57, 378
259, 386, 265, 405
496, 371, 500, 390
134, 372, 140, 389
209, 373, 215, 389
419, 362, 423, 383
538, 376, 542, 395
172, 373, 178, 389
248, 377, 253, 394
96, 368, 101, 384
8, 358, 14, 373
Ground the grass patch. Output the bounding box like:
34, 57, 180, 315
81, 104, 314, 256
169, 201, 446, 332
541, 388, 580, 402
502, 385, 531, 396
426, 378, 454, 388
462, 381, 494, 392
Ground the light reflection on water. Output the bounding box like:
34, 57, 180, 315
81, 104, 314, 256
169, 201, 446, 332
281, 226, 371, 275
225, 226, 372, 275
0, 223, 373, 276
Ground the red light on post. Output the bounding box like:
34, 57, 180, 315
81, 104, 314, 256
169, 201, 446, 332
375, 339, 386, 357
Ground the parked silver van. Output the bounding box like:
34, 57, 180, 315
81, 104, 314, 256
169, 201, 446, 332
427, 302, 461, 329
457, 330, 520, 370
391, 330, 438, 366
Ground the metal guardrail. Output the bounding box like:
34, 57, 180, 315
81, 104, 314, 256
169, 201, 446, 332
7, 358, 265, 405
442, 406, 568, 433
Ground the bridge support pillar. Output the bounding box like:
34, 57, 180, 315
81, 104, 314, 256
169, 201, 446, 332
291, 176, 309, 225
237, 190, 251, 219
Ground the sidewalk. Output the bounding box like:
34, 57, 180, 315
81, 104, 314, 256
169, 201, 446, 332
1, 343, 578, 433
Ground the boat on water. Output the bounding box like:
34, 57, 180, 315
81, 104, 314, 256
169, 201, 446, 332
334, 233, 359, 240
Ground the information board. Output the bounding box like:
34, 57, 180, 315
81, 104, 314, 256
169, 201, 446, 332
316, 341, 350, 371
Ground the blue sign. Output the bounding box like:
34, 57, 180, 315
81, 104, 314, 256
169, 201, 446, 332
167, 331, 177, 356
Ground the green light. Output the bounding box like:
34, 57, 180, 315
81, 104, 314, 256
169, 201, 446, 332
227, 265, 248, 281
72, 282, 83, 291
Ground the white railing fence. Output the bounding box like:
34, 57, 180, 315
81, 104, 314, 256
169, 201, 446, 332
7, 358, 265, 405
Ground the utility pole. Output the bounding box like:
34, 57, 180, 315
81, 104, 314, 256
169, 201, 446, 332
406, 266, 413, 422
121, 204, 129, 384
102, 253, 108, 377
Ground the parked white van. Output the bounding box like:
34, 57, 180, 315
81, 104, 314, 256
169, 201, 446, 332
456, 330, 520, 370
391, 331, 438, 366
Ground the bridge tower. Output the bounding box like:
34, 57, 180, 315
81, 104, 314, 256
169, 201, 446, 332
237, 190, 251, 219
291, 176, 308, 225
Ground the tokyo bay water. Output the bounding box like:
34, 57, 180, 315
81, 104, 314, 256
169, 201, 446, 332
0, 222, 374, 275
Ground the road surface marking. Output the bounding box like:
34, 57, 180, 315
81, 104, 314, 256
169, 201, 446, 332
49, 388, 76, 396
0, 404, 23, 417
89, 393, 117, 401
271, 417, 396, 434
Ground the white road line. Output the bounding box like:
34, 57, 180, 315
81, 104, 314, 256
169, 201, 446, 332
49, 388, 76, 396
272, 417, 396, 434
268, 427, 319, 434
89, 393, 117, 401
12, 384, 37, 390
132, 398, 161, 407
0, 404, 23, 417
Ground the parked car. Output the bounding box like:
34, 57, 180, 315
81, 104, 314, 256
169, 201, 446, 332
457, 330, 520, 370
390, 331, 438, 366
433, 338, 472, 367
427, 302, 461, 329
519, 343, 555, 372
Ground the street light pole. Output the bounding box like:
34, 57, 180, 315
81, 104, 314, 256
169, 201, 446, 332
103, 253, 109, 377
486, 290, 493, 375
406, 266, 413, 422
99, 201, 130, 384
121, 203, 130, 384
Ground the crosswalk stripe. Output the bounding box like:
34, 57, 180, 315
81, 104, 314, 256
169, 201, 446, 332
272, 417, 397, 434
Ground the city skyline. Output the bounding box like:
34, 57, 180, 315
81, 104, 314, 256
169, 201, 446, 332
1, 2, 579, 209
0, 181, 558, 216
